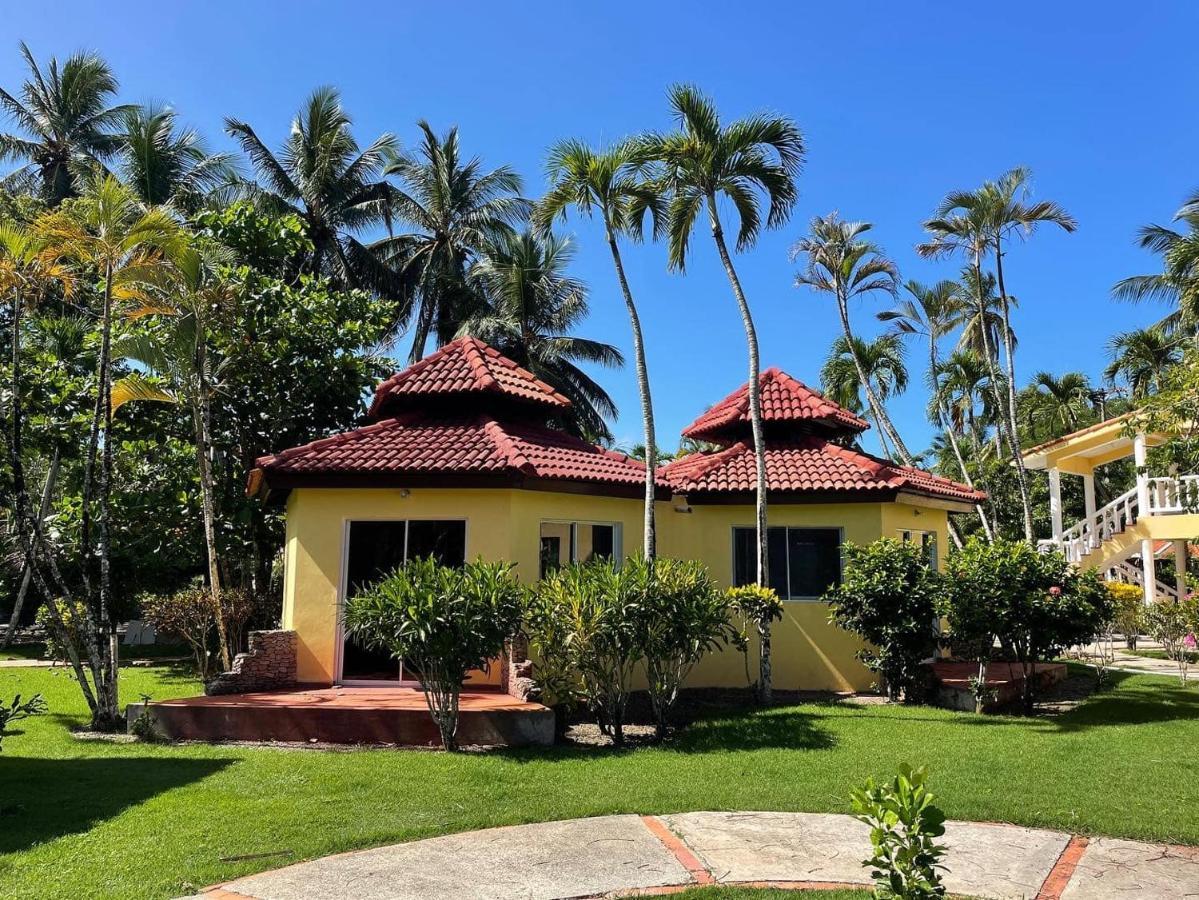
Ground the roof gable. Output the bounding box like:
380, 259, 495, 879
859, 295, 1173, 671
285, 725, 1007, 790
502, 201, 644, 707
367, 336, 571, 420
681, 367, 869, 442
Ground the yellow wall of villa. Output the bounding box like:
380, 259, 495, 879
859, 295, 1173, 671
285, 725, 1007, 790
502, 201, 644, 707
280, 486, 952, 691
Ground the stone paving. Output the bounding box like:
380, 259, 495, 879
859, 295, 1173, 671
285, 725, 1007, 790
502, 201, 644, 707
183, 811, 1199, 899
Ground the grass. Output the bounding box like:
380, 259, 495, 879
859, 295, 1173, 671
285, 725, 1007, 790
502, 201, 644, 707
1, 665, 1198, 899
1131, 648, 1198, 663
0, 643, 193, 662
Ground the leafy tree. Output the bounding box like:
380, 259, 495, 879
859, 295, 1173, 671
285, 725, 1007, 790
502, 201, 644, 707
225, 87, 399, 292
1128, 342, 1199, 474
638, 84, 804, 703
826, 540, 942, 703
538, 139, 663, 557
459, 229, 621, 441
1112, 189, 1199, 335
116, 104, 238, 211
820, 333, 908, 457
373, 122, 529, 358
344, 557, 524, 751
1020, 371, 1093, 442
0, 43, 131, 204
794, 214, 910, 461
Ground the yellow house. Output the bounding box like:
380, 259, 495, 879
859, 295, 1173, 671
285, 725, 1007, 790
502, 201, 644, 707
249, 336, 984, 694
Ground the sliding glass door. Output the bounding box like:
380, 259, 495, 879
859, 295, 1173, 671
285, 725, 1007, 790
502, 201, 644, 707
340, 519, 466, 683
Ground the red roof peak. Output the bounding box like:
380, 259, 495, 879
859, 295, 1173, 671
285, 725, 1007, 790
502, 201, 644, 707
367, 337, 571, 420
681, 368, 869, 442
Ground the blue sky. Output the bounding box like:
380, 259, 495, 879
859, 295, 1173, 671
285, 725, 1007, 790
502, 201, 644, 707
4, 2, 1197, 455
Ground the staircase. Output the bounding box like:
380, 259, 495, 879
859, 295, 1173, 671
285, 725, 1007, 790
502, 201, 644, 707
1039, 475, 1199, 575
1107, 559, 1181, 602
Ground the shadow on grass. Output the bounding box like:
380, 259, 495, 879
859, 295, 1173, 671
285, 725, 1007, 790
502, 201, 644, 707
669, 708, 836, 754
0, 756, 233, 853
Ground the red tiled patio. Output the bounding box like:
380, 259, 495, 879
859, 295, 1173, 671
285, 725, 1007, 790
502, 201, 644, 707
128, 686, 554, 747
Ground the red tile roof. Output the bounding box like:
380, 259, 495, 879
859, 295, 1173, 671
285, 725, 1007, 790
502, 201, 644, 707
254, 413, 647, 488
367, 336, 571, 420
659, 437, 985, 503
681, 368, 869, 441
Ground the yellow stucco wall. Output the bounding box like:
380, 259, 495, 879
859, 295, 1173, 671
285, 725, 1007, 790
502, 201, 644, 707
280, 486, 951, 691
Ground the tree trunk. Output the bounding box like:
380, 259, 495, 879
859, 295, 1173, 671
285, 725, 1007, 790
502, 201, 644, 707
930, 338, 993, 541
706, 195, 771, 704
993, 239, 1035, 543
192, 328, 232, 669
605, 226, 657, 559
836, 294, 913, 464
2, 450, 60, 647
94, 265, 121, 728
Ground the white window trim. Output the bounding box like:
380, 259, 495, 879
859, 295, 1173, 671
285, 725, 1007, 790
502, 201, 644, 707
539, 518, 623, 567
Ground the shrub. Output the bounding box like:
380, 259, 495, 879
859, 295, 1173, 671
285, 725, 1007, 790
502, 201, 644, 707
344, 557, 523, 751
1144, 598, 1199, 685
1107, 582, 1146, 649
523, 586, 584, 734
851, 764, 947, 899
34, 599, 87, 663
220, 587, 268, 660
726, 584, 784, 698
0, 694, 47, 751
140, 588, 217, 679
636, 558, 737, 738
826, 540, 943, 703
943, 538, 1112, 713
534, 560, 642, 745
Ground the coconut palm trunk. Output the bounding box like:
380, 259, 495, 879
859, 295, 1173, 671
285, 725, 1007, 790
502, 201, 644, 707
928, 341, 993, 541
992, 242, 1035, 541
605, 226, 657, 558
94, 264, 121, 725
706, 195, 772, 703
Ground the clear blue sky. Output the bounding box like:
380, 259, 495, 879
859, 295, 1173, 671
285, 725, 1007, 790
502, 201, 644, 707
4, 2, 1197, 455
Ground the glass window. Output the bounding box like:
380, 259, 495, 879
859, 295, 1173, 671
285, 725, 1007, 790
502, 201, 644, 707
539, 521, 621, 573
733, 526, 842, 600
898, 529, 938, 569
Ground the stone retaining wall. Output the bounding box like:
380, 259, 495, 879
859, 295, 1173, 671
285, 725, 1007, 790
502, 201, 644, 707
205, 629, 297, 695
501, 633, 540, 702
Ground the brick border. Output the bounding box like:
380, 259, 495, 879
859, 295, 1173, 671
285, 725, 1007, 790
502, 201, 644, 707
1036, 835, 1089, 900
640, 815, 714, 885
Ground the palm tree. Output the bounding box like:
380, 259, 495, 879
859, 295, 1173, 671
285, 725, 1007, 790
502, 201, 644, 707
792, 214, 911, 462
536, 139, 663, 558
637, 84, 804, 704
117, 237, 238, 668
952, 268, 1011, 362
0, 44, 131, 204
1022, 371, 1093, 441
820, 333, 908, 454
117, 104, 239, 211
1104, 326, 1183, 399
920, 168, 1073, 541
1112, 190, 1199, 335
373, 122, 529, 360
225, 87, 399, 291
38, 174, 182, 726
934, 349, 998, 456
881, 279, 992, 540
458, 229, 622, 441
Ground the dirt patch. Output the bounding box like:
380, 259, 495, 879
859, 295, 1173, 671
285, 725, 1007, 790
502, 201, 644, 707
1035, 672, 1100, 716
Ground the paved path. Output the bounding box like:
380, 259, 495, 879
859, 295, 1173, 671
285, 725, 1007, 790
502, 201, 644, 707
185, 812, 1199, 900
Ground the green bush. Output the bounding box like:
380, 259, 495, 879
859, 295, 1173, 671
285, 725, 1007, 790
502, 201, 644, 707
140, 588, 217, 679
636, 558, 737, 738
1107, 582, 1146, 649
851, 764, 947, 899
826, 540, 943, 703
34, 599, 87, 663
1144, 598, 1199, 685
344, 557, 524, 751
943, 538, 1112, 713
725, 584, 784, 696
533, 560, 642, 745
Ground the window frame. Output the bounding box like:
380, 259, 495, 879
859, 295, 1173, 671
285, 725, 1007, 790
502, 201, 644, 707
335, 516, 469, 685
730, 524, 844, 602
538, 518, 623, 572
897, 528, 939, 570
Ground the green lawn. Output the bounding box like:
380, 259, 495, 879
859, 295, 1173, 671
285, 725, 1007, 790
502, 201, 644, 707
1, 665, 1198, 900
1131, 648, 1198, 663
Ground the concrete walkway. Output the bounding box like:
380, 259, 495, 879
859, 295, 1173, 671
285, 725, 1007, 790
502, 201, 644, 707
186, 812, 1199, 900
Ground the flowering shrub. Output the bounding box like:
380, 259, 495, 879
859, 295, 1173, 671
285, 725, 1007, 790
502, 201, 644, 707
1144, 598, 1199, 685
1106, 582, 1146, 649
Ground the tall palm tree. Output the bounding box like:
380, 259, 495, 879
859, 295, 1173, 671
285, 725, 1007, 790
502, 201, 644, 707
1022, 371, 1092, 442
792, 214, 911, 462
536, 139, 663, 558
952, 268, 1011, 362
1112, 190, 1199, 335
38, 174, 182, 726
373, 122, 529, 360
934, 349, 998, 456
637, 84, 804, 704
458, 229, 622, 442
820, 333, 908, 455
0, 43, 131, 204
920, 168, 1073, 541
117, 104, 239, 212
881, 279, 992, 540
117, 237, 238, 668
1104, 326, 1183, 399
225, 87, 399, 291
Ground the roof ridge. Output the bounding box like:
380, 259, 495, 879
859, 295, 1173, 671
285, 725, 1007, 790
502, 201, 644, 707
255, 417, 405, 468
482, 417, 537, 475
461, 336, 500, 391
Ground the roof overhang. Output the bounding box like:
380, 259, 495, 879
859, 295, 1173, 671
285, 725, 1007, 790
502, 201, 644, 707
1020, 414, 1169, 474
